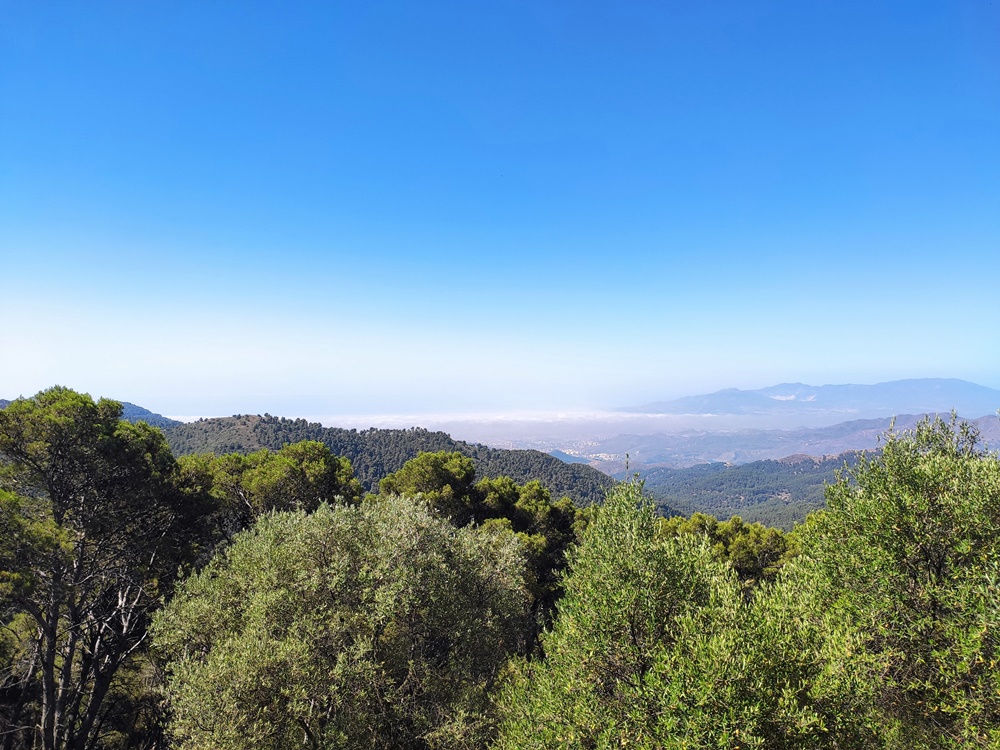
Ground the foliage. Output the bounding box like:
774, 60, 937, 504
494, 480, 724, 747
153, 497, 530, 750
379, 451, 478, 522
379, 452, 584, 637
636, 560, 881, 749
163, 415, 612, 505
642, 453, 861, 529
177, 440, 361, 541
0, 387, 208, 750
476, 477, 587, 617
801, 416, 1000, 747
659, 511, 798, 589
494, 480, 885, 749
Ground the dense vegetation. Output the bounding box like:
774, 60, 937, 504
2, 388, 998, 749
153, 498, 528, 750
175, 441, 363, 544
497, 417, 1000, 748
0, 389, 591, 749
0, 389, 208, 750
164, 415, 612, 506
641, 452, 863, 528
118, 403, 181, 430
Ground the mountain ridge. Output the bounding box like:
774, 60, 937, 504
622, 378, 1000, 420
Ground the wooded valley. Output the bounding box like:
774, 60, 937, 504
2, 387, 998, 749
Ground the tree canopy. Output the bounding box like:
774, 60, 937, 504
658, 511, 798, 589
497, 417, 1000, 749
177, 440, 361, 542
379, 452, 586, 634
153, 496, 530, 750
0, 387, 209, 750
5, 388, 998, 749
800, 416, 1000, 747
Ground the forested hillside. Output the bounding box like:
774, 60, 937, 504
119, 402, 181, 429
494, 419, 1000, 748
4, 388, 1000, 748
164, 415, 613, 506
0, 388, 595, 750
640, 452, 862, 528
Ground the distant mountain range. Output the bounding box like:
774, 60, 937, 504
622, 378, 1000, 420
566, 413, 1000, 473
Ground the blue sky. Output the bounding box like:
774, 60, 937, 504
2, 1, 998, 416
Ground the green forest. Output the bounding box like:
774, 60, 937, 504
163, 415, 613, 507
639, 453, 863, 529
2, 387, 999, 749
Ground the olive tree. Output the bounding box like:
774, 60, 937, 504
801, 416, 1000, 747
153, 495, 530, 750
495, 481, 878, 750
494, 480, 729, 748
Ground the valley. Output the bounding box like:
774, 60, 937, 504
5, 378, 997, 529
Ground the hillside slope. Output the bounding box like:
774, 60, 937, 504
119, 402, 181, 429
639, 452, 862, 529
164, 415, 615, 506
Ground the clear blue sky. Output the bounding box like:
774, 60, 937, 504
2, 1, 998, 416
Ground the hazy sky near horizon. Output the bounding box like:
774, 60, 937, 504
3, 1, 999, 417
